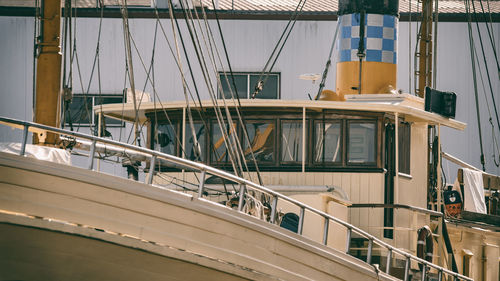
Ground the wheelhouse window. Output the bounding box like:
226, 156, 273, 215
244, 121, 275, 162
281, 121, 303, 162
185, 122, 206, 162
211, 121, 237, 164
218, 72, 280, 99
156, 123, 177, 155
347, 121, 376, 164
314, 121, 342, 163
398, 122, 411, 174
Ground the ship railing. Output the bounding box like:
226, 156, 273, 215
0, 116, 473, 281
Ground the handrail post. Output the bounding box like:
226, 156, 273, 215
197, 170, 206, 198
20, 124, 29, 156
346, 228, 351, 254
147, 155, 156, 184
437, 270, 442, 281
270, 196, 278, 224
298, 207, 305, 235
421, 265, 426, 281
322, 217, 329, 245
404, 257, 410, 281
238, 184, 246, 212
385, 249, 392, 274
366, 239, 373, 264
88, 139, 96, 170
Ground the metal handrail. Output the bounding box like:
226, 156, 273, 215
0, 116, 473, 281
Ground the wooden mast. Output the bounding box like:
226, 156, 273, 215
416, 0, 434, 98
34, 0, 62, 145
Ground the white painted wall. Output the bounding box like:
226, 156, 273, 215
1, 15, 499, 177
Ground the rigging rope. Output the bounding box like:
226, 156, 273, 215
465, 0, 486, 171
251, 0, 306, 99
315, 17, 341, 99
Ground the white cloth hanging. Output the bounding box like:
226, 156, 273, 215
461, 168, 487, 214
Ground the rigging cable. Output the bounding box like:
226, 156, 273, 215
315, 17, 341, 99
465, 0, 486, 171
185, 1, 246, 177
196, 1, 265, 184
210, 0, 264, 185
120, 0, 141, 146
251, 0, 306, 99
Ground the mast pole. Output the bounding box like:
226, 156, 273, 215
416, 0, 433, 98
34, 0, 62, 145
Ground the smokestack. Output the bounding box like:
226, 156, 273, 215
336, 0, 399, 95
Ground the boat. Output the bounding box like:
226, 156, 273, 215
0, 0, 499, 280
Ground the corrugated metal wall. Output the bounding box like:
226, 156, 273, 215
0, 16, 499, 177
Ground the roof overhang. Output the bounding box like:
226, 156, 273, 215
95, 96, 466, 131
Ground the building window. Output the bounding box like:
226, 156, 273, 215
243, 121, 275, 162
314, 121, 342, 163
218, 72, 280, 99
281, 121, 303, 162
398, 122, 411, 174
64, 94, 125, 127
347, 121, 376, 164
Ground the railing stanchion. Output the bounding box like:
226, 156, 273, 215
366, 239, 373, 264
437, 270, 442, 281
322, 217, 329, 245
345, 228, 351, 254
197, 170, 206, 198
421, 265, 426, 281
270, 196, 278, 224
20, 124, 29, 156
298, 207, 305, 235
404, 257, 410, 281
238, 184, 246, 212
385, 249, 392, 274
147, 155, 156, 184
87, 139, 96, 170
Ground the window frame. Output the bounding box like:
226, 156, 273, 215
64, 93, 126, 128
217, 72, 281, 99
279, 119, 306, 164
312, 119, 343, 166
346, 120, 378, 167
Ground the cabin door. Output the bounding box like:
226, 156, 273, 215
384, 123, 395, 239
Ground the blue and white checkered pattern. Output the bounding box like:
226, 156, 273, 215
338, 13, 398, 64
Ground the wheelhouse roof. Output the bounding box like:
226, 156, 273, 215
95, 94, 467, 130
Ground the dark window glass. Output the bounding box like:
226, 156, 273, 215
250, 74, 279, 99
314, 122, 341, 163
211, 122, 237, 163
398, 122, 411, 174
185, 123, 206, 162
348, 122, 376, 164
94, 96, 125, 126
156, 123, 176, 155
281, 121, 303, 162
244, 121, 275, 162
219, 74, 247, 99
65, 96, 92, 126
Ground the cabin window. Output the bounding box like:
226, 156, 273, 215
211, 121, 237, 164
347, 121, 376, 164
64, 94, 125, 128
244, 121, 275, 162
155, 123, 177, 155
281, 121, 303, 162
218, 72, 280, 99
398, 122, 411, 174
314, 121, 342, 163
185, 122, 206, 162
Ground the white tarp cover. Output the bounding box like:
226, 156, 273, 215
462, 168, 487, 214
0, 143, 71, 165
